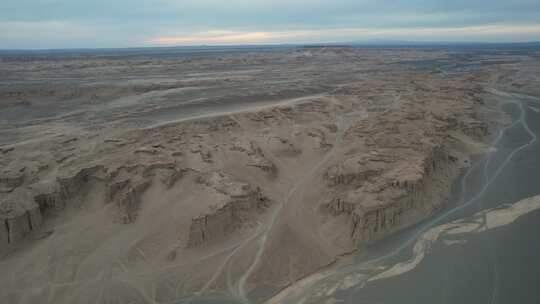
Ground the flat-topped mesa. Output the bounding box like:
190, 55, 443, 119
325, 144, 461, 245
187, 172, 269, 248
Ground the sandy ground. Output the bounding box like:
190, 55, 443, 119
1, 46, 539, 303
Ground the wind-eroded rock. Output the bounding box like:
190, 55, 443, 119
324, 154, 383, 187
324, 145, 461, 245
0, 161, 188, 250
0, 165, 26, 193
0, 188, 42, 251
187, 172, 269, 247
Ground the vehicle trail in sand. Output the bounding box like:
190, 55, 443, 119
236, 107, 368, 301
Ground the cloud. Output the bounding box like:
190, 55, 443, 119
147, 24, 540, 46
0, 20, 149, 49
147, 31, 300, 45
0, 21, 94, 40
1, 0, 540, 48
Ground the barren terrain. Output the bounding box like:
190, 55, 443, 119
1, 46, 539, 303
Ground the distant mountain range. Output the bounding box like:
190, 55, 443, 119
334, 40, 540, 47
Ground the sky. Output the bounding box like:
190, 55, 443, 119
1, 0, 540, 49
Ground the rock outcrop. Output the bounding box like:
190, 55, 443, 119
323, 128, 471, 249
1, 162, 186, 251
187, 172, 269, 247
0, 188, 42, 252
350, 146, 459, 244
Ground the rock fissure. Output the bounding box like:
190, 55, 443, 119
4, 219, 10, 244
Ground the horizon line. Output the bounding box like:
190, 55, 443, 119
1, 40, 540, 52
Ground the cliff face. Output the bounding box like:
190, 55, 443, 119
316, 91, 490, 252
2, 167, 267, 242
0, 163, 181, 252
187, 172, 269, 247
1, 188, 42, 251
0, 132, 276, 255
342, 146, 461, 244
343, 130, 493, 256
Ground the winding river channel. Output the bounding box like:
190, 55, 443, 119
267, 88, 540, 304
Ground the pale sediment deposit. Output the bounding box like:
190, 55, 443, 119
368, 194, 540, 283
1, 46, 539, 303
